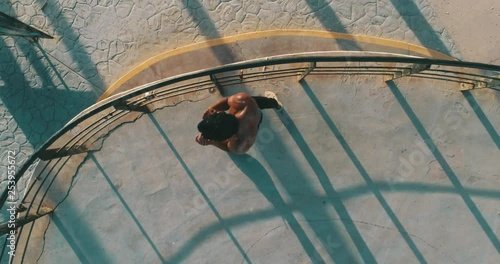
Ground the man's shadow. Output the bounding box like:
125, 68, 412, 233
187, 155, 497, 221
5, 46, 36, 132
229, 154, 284, 205
228, 154, 323, 262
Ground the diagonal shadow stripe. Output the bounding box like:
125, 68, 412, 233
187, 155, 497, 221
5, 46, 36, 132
389, 0, 452, 56
271, 109, 377, 263
389, 1, 499, 253
230, 154, 325, 263
157, 179, 500, 263
43, 176, 113, 263
391, 0, 497, 153
300, 79, 427, 263
387, 80, 500, 253
305, 0, 362, 51
181, 1, 357, 262
50, 214, 89, 264
33, 41, 71, 91
90, 154, 167, 263
36, 0, 104, 92
181, 0, 238, 66
461, 90, 500, 149
148, 113, 252, 264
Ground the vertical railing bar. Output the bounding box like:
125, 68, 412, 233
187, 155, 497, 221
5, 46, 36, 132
210, 74, 224, 95
298, 62, 316, 81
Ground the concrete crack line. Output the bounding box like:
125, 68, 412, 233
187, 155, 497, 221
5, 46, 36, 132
51, 156, 86, 212
58, 95, 212, 178
241, 225, 284, 264
30, 154, 89, 262
489, 56, 500, 64
26, 93, 209, 262
300, 217, 458, 263
426, 159, 436, 176
35, 219, 52, 264
156, 96, 211, 109
30, 95, 212, 210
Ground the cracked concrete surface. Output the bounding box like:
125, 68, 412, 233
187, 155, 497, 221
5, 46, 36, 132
0, 0, 499, 263
0, 0, 467, 182
25, 76, 500, 263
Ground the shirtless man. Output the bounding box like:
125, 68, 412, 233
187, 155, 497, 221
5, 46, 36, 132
196, 91, 282, 154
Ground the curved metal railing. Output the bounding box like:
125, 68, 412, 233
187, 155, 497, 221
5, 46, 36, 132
1, 51, 500, 263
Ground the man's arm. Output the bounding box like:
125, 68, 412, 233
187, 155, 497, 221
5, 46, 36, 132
208, 138, 246, 154
202, 97, 230, 119
210, 140, 230, 152
204, 93, 250, 115
205, 137, 248, 154
209, 97, 230, 111
227, 137, 250, 154
196, 133, 232, 152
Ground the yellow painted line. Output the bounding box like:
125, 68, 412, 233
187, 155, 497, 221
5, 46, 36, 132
99, 29, 457, 101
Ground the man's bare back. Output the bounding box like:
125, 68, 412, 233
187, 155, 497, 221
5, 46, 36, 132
196, 92, 281, 154
227, 93, 261, 153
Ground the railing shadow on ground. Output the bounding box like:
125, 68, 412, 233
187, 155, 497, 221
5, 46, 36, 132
389, 0, 500, 252
50, 214, 89, 263
0, 0, 102, 147
180, 2, 364, 262
148, 113, 251, 264
3, 3, 500, 258
299, 79, 427, 263
461, 90, 500, 149
35, 0, 104, 93
180, 0, 239, 67
229, 154, 324, 263
33, 41, 70, 91
391, 0, 500, 166
4, 53, 500, 263
305, 0, 361, 51
34, 167, 112, 264
387, 80, 500, 253
11, 116, 500, 263
90, 153, 166, 263
0, 37, 94, 147
150, 178, 500, 262
250, 109, 374, 263
389, 0, 452, 56
1, 0, 498, 260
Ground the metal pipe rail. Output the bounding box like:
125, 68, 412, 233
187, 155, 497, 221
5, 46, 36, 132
4, 50, 500, 209
1, 51, 499, 262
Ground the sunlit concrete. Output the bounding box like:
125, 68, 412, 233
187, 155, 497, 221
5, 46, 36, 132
1, 0, 499, 263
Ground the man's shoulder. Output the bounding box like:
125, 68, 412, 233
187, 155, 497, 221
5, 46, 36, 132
230, 92, 252, 101
228, 92, 253, 109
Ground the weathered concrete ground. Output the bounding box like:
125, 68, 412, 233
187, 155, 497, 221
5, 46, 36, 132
29, 74, 500, 263
3, 0, 492, 188
0, 0, 499, 263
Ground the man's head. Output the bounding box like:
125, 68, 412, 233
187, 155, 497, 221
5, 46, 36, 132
197, 112, 239, 142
